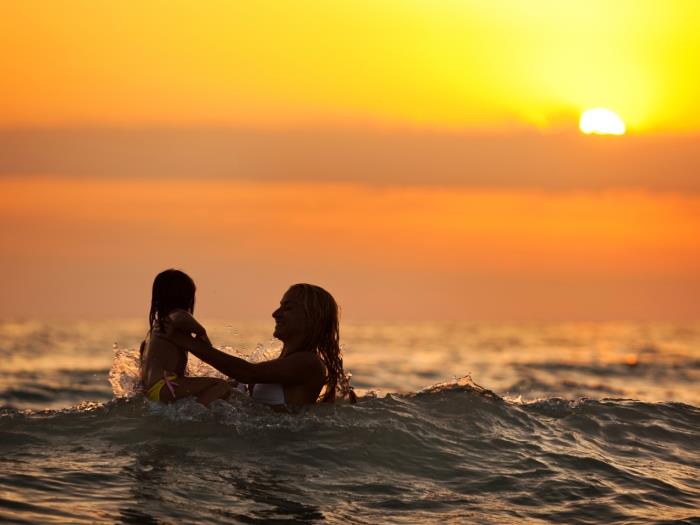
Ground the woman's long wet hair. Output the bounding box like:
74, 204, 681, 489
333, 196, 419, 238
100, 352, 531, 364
289, 283, 355, 403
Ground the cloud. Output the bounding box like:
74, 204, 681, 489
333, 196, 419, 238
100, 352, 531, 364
1, 127, 699, 191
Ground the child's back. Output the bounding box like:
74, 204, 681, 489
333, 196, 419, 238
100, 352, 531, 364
140, 328, 186, 391
140, 269, 231, 406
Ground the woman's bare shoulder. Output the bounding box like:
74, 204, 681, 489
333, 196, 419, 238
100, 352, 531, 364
285, 351, 326, 380
286, 350, 324, 366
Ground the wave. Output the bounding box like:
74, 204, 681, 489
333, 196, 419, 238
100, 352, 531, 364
0, 369, 113, 409
1, 339, 699, 524
3, 379, 699, 464
1, 379, 699, 524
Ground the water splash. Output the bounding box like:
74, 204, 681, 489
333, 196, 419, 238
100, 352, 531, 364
108, 343, 142, 399
414, 374, 501, 401
109, 339, 284, 399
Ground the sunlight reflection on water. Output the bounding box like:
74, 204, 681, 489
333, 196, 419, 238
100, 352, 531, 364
1, 319, 699, 524
1, 319, 698, 408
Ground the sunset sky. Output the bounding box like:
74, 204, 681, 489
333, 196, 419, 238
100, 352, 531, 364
1, 1, 699, 321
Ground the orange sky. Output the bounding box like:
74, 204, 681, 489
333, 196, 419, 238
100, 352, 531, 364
1, 177, 698, 320
1, 2, 699, 320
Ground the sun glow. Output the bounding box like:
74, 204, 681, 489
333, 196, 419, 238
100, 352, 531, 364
1, 2, 699, 130
579, 108, 627, 135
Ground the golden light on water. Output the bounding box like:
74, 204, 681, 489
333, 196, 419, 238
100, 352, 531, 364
579, 108, 627, 135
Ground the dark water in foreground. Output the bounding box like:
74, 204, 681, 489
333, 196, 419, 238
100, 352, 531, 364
0, 320, 698, 523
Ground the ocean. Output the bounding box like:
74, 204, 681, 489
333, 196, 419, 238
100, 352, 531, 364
1, 320, 698, 524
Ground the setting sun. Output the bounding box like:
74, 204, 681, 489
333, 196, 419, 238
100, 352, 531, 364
579, 108, 627, 135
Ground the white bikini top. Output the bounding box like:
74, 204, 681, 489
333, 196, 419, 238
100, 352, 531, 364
251, 383, 286, 406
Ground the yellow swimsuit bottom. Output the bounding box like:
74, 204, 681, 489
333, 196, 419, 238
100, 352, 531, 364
146, 375, 179, 402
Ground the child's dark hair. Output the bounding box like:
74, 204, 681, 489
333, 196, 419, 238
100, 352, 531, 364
148, 269, 196, 330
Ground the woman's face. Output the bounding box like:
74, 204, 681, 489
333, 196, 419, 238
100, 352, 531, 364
272, 288, 308, 342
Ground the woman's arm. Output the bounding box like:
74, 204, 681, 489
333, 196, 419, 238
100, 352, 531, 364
165, 321, 322, 385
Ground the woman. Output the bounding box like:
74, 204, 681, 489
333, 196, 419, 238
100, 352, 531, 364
165, 283, 355, 406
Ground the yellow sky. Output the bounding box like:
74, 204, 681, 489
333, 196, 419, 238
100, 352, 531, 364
2, 0, 699, 131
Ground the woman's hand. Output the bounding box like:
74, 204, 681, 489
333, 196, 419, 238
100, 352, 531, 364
168, 309, 207, 337
162, 321, 198, 348
159, 309, 210, 348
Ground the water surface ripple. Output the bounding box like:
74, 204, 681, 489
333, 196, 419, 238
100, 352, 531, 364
0, 320, 698, 523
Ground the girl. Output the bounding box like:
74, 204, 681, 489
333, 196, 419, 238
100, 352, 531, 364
140, 269, 231, 406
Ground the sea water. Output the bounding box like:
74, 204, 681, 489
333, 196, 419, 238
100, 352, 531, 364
0, 320, 698, 523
